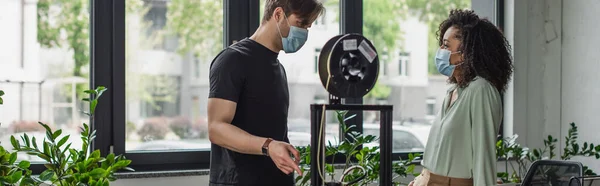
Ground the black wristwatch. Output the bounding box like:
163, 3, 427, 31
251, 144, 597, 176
261, 138, 274, 156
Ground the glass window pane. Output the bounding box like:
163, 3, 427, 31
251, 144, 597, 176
363, 125, 425, 152
125, 0, 223, 151
259, 0, 341, 147
362, 0, 471, 152
0, 0, 90, 162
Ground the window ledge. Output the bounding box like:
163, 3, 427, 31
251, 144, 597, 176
115, 169, 210, 179
112, 158, 514, 180
112, 163, 396, 179
111, 156, 515, 180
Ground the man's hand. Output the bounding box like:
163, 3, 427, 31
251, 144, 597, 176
268, 140, 302, 176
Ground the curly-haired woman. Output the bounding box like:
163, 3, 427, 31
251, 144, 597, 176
410, 9, 514, 186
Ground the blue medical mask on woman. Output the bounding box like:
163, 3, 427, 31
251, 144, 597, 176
435, 48, 462, 77
276, 14, 308, 53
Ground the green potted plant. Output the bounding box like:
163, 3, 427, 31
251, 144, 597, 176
497, 122, 600, 186
0, 90, 39, 186
0, 90, 4, 105
0, 145, 39, 186
527, 123, 600, 175
294, 111, 419, 186
9, 86, 134, 186
496, 134, 529, 185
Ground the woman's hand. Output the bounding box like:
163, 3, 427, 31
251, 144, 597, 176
410, 173, 427, 186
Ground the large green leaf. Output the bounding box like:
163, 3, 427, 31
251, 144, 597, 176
23, 133, 30, 147
344, 114, 357, 122
52, 130, 63, 140
37, 154, 51, 162
44, 163, 56, 170
9, 153, 17, 164
96, 86, 107, 97
325, 164, 334, 173
39, 170, 54, 181
91, 149, 101, 159
90, 99, 98, 115
17, 161, 30, 169
9, 170, 22, 184
113, 160, 132, 169
31, 137, 38, 149
57, 135, 70, 148
0, 90, 4, 105
10, 136, 19, 150
43, 142, 50, 156
19, 177, 37, 186
89, 168, 106, 179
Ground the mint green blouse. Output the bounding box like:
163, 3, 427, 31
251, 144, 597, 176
421, 77, 503, 186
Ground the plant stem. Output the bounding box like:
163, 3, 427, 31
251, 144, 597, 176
331, 153, 336, 181
504, 154, 508, 181
508, 160, 518, 181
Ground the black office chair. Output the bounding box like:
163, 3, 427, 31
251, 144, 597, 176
568, 175, 600, 186
521, 160, 583, 186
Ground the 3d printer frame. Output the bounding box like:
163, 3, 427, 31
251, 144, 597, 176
310, 104, 393, 186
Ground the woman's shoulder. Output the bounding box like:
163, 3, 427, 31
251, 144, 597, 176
466, 77, 499, 94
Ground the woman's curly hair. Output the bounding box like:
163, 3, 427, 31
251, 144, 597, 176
437, 9, 514, 94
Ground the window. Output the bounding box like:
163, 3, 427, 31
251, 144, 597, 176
398, 52, 410, 76
125, 0, 221, 152
0, 0, 90, 171
194, 58, 201, 79
314, 48, 321, 73
426, 97, 436, 121
0, 0, 500, 174
363, 0, 471, 155
313, 10, 327, 28
383, 63, 388, 76
363, 127, 425, 152
381, 51, 389, 76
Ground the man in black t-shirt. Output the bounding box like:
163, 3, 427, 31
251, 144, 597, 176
207, 0, 324, 185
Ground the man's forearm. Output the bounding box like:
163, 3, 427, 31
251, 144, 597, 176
208, 121, 267, 155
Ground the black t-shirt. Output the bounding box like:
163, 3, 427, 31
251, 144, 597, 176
208, 38, 293, 186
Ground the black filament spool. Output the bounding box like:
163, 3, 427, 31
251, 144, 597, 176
318, 34, 380, 99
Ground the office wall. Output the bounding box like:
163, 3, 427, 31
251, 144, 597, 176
561, 0, 600, 173
503, 0, 562, 155
506, 0, 600, 173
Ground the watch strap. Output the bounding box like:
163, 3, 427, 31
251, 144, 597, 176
262, 138, 274, 156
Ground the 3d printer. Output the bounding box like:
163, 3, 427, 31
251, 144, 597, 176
311, 34, 393, 186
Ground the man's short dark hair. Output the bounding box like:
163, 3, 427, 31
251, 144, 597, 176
262, 0, 325, 27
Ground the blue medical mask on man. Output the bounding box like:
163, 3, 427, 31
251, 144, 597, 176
276, 12, 308, 53
435, 48, 462, 77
